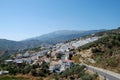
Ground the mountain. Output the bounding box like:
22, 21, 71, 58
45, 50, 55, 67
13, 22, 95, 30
0, 29, 105, 51
26, 30, 105, 44
0, 39, 23, 50
0, 39, 44, 51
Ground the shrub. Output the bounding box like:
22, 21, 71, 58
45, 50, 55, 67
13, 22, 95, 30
80, 73, 93, 80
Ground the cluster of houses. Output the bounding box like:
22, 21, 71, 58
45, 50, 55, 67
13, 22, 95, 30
4, 50, 50, 65
2, 36, 99, 75
48, 37, 99, 73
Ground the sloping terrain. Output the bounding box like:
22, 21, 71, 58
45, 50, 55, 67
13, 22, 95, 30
0, 30, 104, 51
77, 28, 120, 73
27, 30, 104, 44
0, 30, 104, 59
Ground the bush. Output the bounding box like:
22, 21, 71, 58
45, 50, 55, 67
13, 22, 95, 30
80, 73, 93, 80
31, 69, 37, 76
95, 56, 103, 63
107, 57, 119, 67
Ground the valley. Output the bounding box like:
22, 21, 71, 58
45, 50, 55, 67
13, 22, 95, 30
0, 28, 120, 80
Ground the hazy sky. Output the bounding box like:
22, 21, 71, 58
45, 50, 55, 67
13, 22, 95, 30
0, 0, 120, 41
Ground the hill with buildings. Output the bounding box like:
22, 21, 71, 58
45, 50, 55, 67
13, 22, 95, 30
0, 29, 104, 59
0, 28, 119, 80
76, 28, 120, 73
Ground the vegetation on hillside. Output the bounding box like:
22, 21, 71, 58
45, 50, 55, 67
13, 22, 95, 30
0, 61, 99, 80
0, 61, 50, 77
78, 28, 120, 73
0, 76, 29, 80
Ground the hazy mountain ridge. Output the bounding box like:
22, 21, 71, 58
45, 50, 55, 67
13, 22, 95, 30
0, 39, 23, 50
0, 29, 105, 51
26, 30, 105, 43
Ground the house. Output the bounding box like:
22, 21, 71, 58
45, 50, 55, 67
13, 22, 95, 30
0, 71, 9, 75
23, 58, 33, 64
61, 52, 73, 60
14, 59, 23, 66
49, 61, 60, 73
23, 51, 30, 58
61, 54, 69, 60
30, 55, 38, 61
61, 60, 75, 70
4, 60, 13, 64
16, 53, 23, 58
49, 60, 75, 74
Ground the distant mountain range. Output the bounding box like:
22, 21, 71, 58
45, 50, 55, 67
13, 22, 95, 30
0, 29, 105, 51
25, 30, 105, 44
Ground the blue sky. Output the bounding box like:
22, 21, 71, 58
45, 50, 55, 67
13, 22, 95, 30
0, 0, 120, 41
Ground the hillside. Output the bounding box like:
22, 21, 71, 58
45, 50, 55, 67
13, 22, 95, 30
0, 39, 22, 50
0, 29, 104, 60
0, 39, 44, 50
77, 28, 120, 73
0, 30, 104, 51
0, 28, 119, 80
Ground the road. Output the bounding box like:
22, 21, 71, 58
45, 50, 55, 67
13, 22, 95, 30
86, 65, 120, 80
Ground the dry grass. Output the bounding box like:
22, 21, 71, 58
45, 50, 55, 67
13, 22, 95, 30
72, 54, 80, 63
16, 74, 43, 80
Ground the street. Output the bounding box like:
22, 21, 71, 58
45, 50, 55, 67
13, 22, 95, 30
86, 65, 120, 80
